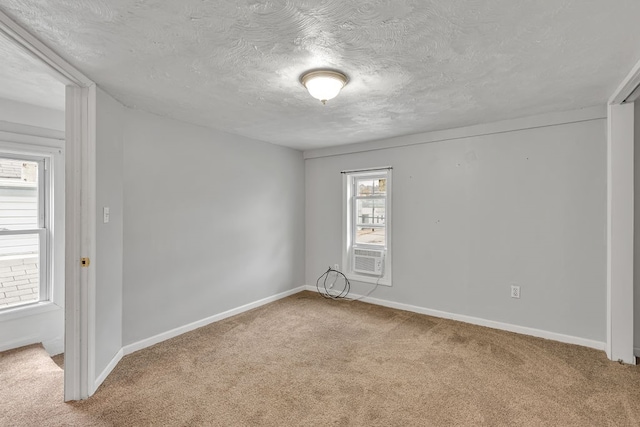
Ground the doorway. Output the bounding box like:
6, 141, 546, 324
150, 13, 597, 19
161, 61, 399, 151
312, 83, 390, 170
0, 10, 96, 400
0, 34, 66, 355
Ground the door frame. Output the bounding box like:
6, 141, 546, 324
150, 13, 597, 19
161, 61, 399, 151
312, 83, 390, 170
607, 59, 640, 364
0, 11, 97, 400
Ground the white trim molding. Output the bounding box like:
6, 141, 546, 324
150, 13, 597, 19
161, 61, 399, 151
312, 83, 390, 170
606, 58, 640, 365
610, 60, 640, 105
94, 348, 123, 392
84, 85, 98, 396
64, 86, 83, 401
63, 83, 98, 398
607, 102, 635, 364
0, 10, 92, 87
122, 287, 306, 356
0, 301, 60, 323
304, 286, 606, 351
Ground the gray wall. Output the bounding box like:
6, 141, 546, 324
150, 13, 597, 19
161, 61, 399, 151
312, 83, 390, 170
306, 119, 607, 342
0, 98, 65, 132
95, 89, 124, 374
121, 109, 305, 346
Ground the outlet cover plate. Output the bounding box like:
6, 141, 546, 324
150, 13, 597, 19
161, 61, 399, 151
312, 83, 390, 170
511, 285, 520, 299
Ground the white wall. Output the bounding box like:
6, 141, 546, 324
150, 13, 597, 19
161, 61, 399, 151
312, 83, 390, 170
306, 117, 607, 344
94, 89, 124, 376
0, 98, 64, 132
0, 97, 65, 355
121, 109, 305, 346
0, 304, 63, 354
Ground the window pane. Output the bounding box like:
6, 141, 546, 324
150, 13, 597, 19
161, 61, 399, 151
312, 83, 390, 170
356, 199, 385, 226
356, 179, 373, 196
355, 226, 385, 245
0, 158, 39, 231
0, 233, 40, 308
356, 178, 386, 196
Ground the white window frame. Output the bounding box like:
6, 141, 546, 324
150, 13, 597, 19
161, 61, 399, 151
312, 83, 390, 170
342, 168, 392, 286
0, 140, 61, 320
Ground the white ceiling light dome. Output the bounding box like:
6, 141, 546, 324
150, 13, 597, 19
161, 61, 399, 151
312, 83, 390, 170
301, 70, 348, 104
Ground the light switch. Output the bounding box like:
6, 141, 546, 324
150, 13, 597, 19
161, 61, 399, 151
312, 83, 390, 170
103, 207, 110, 223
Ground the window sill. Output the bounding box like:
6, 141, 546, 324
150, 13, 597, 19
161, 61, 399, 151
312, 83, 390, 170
0, 301, 61, 321
347, 273, 392, 287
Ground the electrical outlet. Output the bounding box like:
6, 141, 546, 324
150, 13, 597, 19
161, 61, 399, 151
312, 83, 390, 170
334, 264, 340, 271
511, 285, 520, 299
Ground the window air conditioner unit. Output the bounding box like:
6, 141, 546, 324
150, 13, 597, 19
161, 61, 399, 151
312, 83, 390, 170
353, 248, 384, 276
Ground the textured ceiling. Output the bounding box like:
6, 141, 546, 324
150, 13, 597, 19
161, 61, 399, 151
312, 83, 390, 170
0, 31, 65, 111
2, 1, 640, 150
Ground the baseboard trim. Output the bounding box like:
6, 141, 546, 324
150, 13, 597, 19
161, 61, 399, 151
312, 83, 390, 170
634, 347, 640, 357
93, 348, 123, 394
122, 286, 306, 356
304, 286, 605, 351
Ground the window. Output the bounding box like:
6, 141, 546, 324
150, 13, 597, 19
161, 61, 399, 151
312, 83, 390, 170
0, 155, 49, 310
342, 168, 392, 286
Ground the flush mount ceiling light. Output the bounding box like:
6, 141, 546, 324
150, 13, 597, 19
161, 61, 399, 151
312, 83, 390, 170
300, 70, 348, 104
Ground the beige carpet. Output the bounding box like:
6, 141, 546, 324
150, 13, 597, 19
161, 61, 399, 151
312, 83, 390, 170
51, 353, 64, 370
2, 291, 640, 426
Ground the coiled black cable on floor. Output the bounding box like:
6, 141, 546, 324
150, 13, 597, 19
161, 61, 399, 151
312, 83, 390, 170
316, 266, 351, 300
